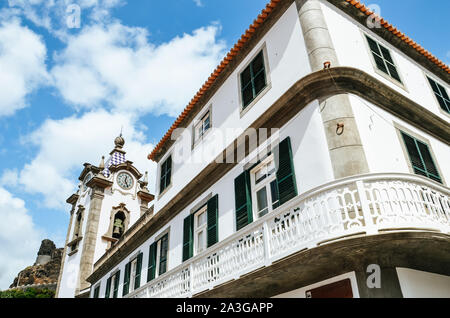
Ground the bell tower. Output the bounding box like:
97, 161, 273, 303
56, 135, 154, 298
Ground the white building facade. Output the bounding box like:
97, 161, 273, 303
57, 0, 450, 298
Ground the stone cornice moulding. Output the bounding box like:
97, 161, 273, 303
137, 190, 155, 203
66, 194, 80, 206
108, 161, 143, 180
78, 163, 102, 182
87, 67, 450, 283
67, 236, 83, 248
86, 175, 113, 190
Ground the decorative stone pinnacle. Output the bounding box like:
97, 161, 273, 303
99, 156, 105, 169
114, 135, 125, 149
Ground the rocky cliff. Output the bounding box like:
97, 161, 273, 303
9, 240, 63, 289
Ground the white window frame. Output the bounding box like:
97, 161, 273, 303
129, 257, 138, 292
361, 31, 407, 91
238, 43, 272, 118
193, 109, 211, 147
154, 239, 162, 278
193, 205, 208, 256
425, 74, 450, 117
110, 272, 118, 298
250, 154, 278, 221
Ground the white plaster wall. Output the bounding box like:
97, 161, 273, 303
396, 268, 450, 298
57, 186, 91, 298
349, 94, 450, 184
92, 99, 334, 297
272, 272, 360, 298
154, 2, 312, 213
319, 0, 450, 122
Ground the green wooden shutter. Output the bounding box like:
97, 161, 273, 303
401, 132, 442, 183
207, 195, 219, 247
159, 234, 169, 275
135, 253, 143, 289
123, 263, 131, 296
113, 271, 120, 298
93, 285, 100, 298
105, 277, 111, 298
123, 262, 131, 296
182, 215, 194, 262
147, 242, 157, 282
234, 170, 253, 231
275, 137, 298, 205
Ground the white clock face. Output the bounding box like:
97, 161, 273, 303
117, 172, 133, 190
83, 173, 93, 191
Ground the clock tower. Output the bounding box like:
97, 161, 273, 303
56, 135, 154, 298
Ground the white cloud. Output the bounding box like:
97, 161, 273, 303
0, 169, 19, 187
16, 110, 156, 209
0, 187, 42, 290
193, 0, 204, 7
0, 19, 48, 117
3, 0, 125, 39
50, 22, 227, 117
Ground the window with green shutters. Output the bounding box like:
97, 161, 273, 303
366, 35, 402, 83
105, 271, 120, 298
147, 233, 169, 282
183, 195, 219, 262
427, 77, 450, 114
240, 50, 267, 109
160, 156, 172, 194
401, 132, 442, 183
123, 252, 143, 296
234, 137, 298, 231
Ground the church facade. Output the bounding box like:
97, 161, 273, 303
56, 0, 450, 298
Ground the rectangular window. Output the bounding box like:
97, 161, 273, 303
234, 137, 297, 231
366, 35, 402, 83
194, 206, 208, 255
194, 111, 211, 145
427, 77, 450, 114
401, 131, 442, 183
147, 233, 169, 282
107, 271, 120, 298
240, 50, 267, 109
183, 195, 219, 262
250, 155, 279, 220
159, 156, 172, 194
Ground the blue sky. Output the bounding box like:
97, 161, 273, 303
0, 0, 448, 290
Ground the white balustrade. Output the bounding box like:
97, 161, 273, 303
128, 173, 450, 298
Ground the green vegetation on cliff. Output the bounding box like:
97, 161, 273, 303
0, 288, 55, 298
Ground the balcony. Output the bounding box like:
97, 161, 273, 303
126, 173, 450, 298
